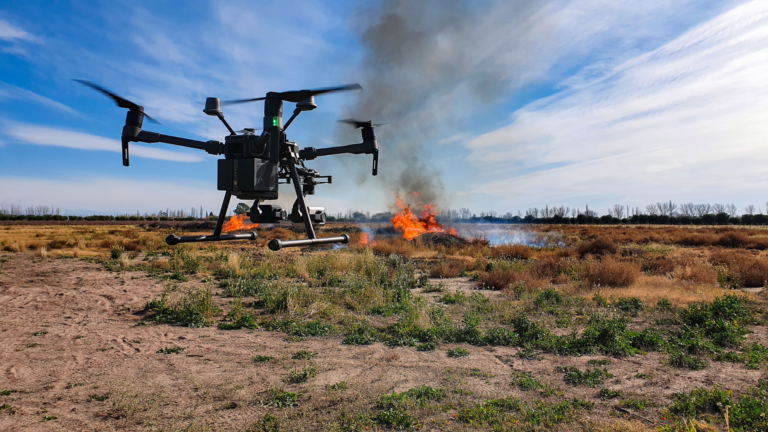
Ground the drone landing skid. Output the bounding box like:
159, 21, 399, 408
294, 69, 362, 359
268, 235, 350, 251
166, 231, 257, 245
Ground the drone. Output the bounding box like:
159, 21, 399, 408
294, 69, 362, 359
75, 80, 380, 250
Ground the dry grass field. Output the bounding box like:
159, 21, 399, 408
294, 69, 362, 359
1, 223, 768, 431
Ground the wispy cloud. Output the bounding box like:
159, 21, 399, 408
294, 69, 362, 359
0, 82, 76, 114
0, 19, 38, 42
6, 123, 205, 163
466, 0, 768, 211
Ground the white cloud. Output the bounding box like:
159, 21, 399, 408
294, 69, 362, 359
466, 0, 768, 212
0, 19, 38, 42
0, 82, 76, 114
5, 123, 205, 163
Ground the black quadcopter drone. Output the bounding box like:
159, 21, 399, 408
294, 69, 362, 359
75, 80, 380, 250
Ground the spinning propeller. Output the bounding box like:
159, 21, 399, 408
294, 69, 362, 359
339, 118, 386, 129
75, 79, 161, 167
221, 84, 362, 105
74, 80, 160, 124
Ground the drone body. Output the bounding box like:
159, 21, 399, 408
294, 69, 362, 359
76, 80, 380, 250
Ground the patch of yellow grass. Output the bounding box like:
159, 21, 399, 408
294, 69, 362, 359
595, 274, 740, 306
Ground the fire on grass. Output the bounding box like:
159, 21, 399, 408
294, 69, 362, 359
222, 214, 258, 233
358, 193, 457, 246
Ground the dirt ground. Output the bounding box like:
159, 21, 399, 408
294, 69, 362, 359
0, 247, 764, 431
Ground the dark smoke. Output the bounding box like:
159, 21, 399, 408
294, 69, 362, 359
341, 0, 540, 210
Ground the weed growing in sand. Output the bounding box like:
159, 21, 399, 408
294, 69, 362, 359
447, 347, 470, 358
250, 412, 280, 431
373, 408, 419, 429
145, 285, 221, 328
555, 366, 613, 387
218, 298, 258, 330
43, 414, 57, 421
284, 364, 318, 384
666, 351, 708, 370
614, 297, 644, 316
156, 347, 185, 354
510, 371, 543, 391
597, 388, 624, 400
326, 382, 348, 391
291, 350, 317, 360
253, 355, 274, 363
587, 359, 612, 366
33, 330, 47, 336
259, 388, 302, 408
110, 244, 124, 259
417, 342, 436, 351
456, 396, 591, 428
88, 394, 109, 402
0, 403, 18, 414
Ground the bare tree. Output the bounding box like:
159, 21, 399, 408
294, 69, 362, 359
611, 204, 625, 219
645, 204, 659, 216
745, 205, 756, 215
571, 208, 579, 218
726, 204, 737, 217
553, 206, 569, 217
679, 203, 696, 217
525, 208, 539, 218
713, 203, 727, 214
695, 204, 712, 217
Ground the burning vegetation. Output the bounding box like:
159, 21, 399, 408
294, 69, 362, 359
391, 193, 457, 241
222, 214, 258, 233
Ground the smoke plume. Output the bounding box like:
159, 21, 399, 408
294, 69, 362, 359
341, 0, 545, 210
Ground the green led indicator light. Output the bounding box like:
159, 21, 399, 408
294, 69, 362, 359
272, 117, 279, 127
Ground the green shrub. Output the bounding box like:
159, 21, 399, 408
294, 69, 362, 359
447, 347, 470, 358
326, 382, 348, 391
555, 366, 613, 387
259, 388, 302, 408
284, 364, 318, 384
614, 297, 644, 316
373, 408, 418, 429
668, 386, 732, 418
597, 388, 623, 399
666, 351, 708, 370
510, 371, 543, 391
416, 342, 436, 351
110, 244, 124, 259
291, 350, 317, 360
534, 288, 562, 307
251, 412, 280, 432
145, 286, 221, 328
253, 355, 274, 362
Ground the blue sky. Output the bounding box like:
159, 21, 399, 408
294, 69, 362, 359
1, 0, 766, 217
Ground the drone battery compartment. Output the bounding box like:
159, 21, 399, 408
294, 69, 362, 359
217, 158, 278, 199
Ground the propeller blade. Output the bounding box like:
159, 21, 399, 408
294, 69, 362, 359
74, 79, 161, 124
234, 127, 261, 134
221, 83, 362, 105
278, 83, 362, 103
338, 118, 386, 129
220, 97, 267, 106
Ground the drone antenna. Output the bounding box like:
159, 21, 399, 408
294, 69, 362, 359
204, 97, 237, 136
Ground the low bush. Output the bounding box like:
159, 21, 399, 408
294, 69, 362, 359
447, 347, 471, 358
476, 269, 516, 290
284, 364, 318, 384
666, 351, 708, 370
259, 388, 302, 408
576, 238, 618, 258
145, 286, 221, 328
555, 366, 613, 387
582, 256, 640, 288
491, 244, 533, 260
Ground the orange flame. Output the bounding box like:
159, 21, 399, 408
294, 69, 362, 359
222, 214, 259, 233
391, 193, 457, 240
358, 232, 377, 246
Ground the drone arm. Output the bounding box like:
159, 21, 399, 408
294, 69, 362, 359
299, 140, 379, 175
131, 130, 224, 155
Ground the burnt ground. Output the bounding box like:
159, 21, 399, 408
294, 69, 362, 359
0, 252, 764, 431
